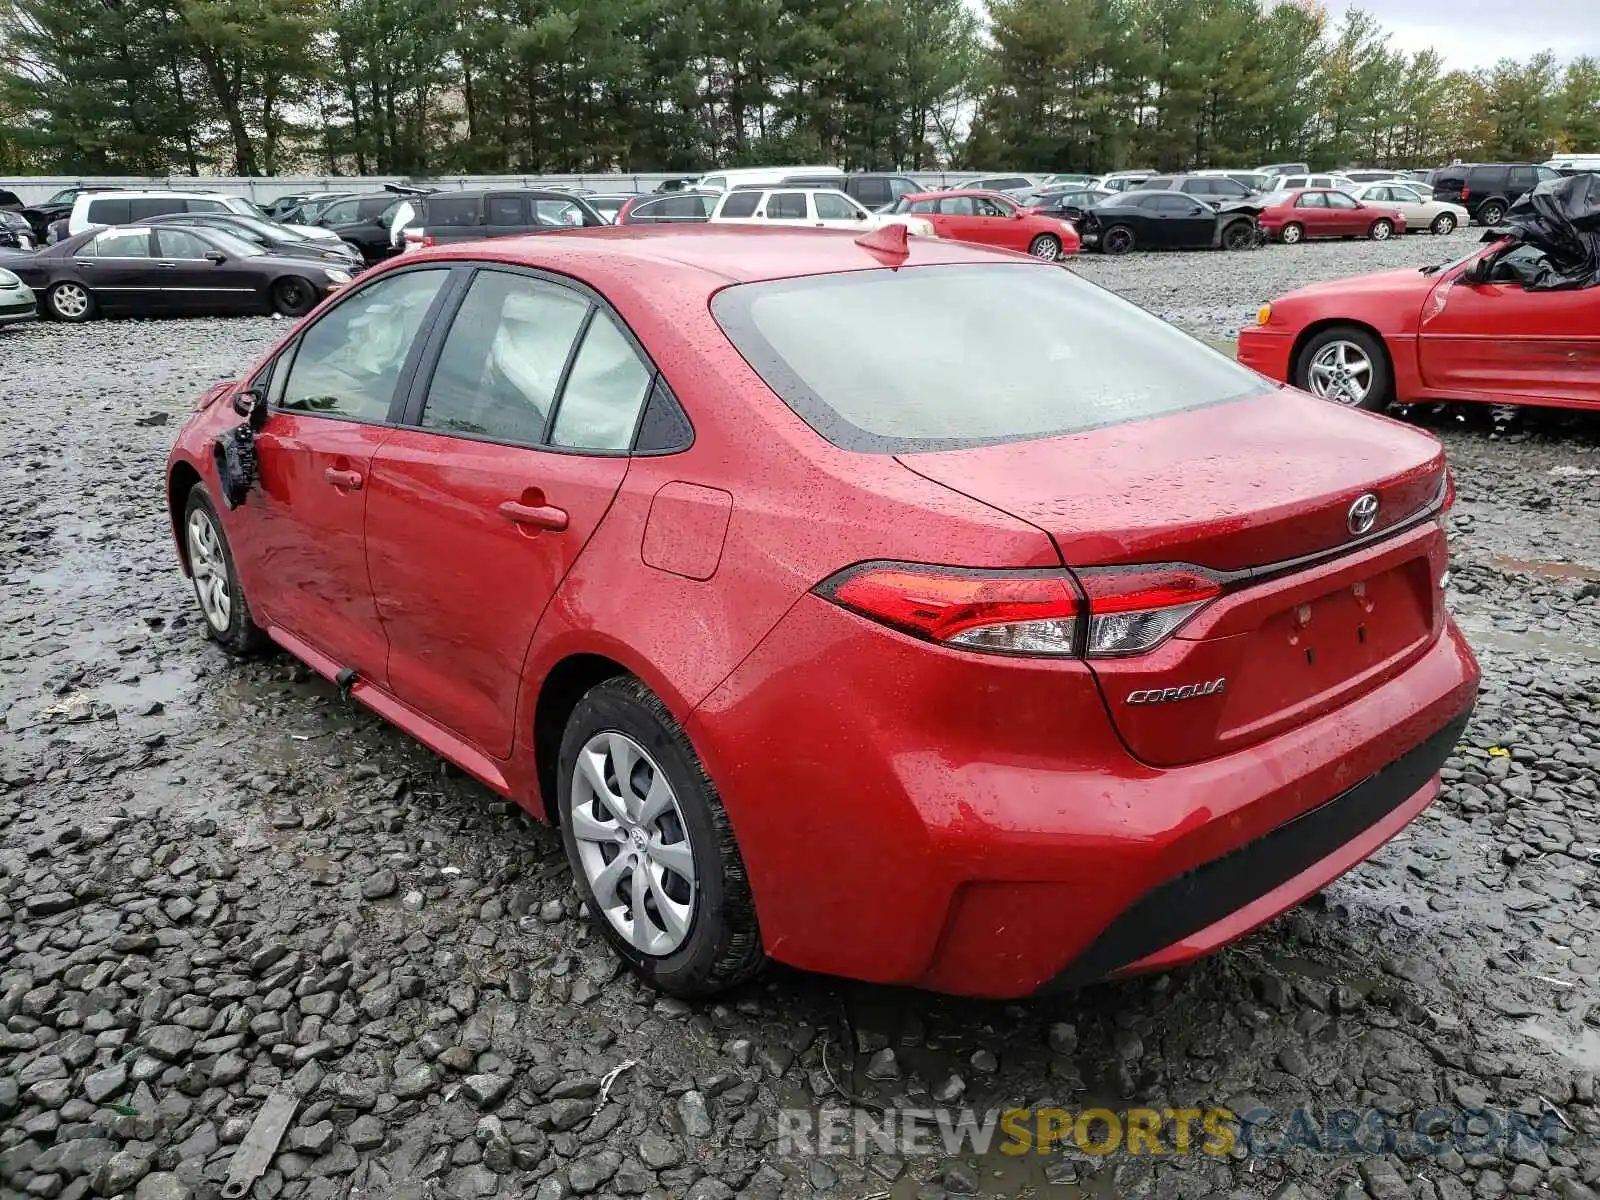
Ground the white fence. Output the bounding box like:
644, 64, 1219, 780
0, 171, 994, 206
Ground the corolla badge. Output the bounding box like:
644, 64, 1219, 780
1347, 492, 1380, 536
1126, 679, 1226, 704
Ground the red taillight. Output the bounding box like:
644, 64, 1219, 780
820, 564, 1081, 657
1459, 187, 1470, 201
404, 229, 434, 250
817, 562, 1224, 658
1441, 468, 1456, 514
617, 197, 639, 221
1076, 567, 1222, 657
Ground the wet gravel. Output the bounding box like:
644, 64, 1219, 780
3, 244, 1600, 1200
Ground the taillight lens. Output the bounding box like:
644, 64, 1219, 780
1076, 567, 1222, 656
1441, 468, 1456, 514
820, 564, 1081, 657
1459, 187, 1470, 201
817, 562, 1224, 658
404, 229, 434, 250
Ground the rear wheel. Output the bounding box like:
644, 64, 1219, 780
1027, 234, 1062, 261
47, 281, 94, 322
1477, 200, 1506, 227
1295, 326, 1392, 412
1101, 225, 1135, 256
1368, 219, 1394, 241
1279, 222, 1304, 245
1430, 212, 1457, 235
557, 677, 766, 997
272, 276, 318, 317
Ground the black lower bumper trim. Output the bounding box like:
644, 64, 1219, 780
1038, 706, 1472, 992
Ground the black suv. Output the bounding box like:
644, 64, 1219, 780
1137, 174, 1262, 206
1431, 163, 1563, 226
397, 189, 606, 253
776, 173, 925, 210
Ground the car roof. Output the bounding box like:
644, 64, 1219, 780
903, 189, 1015, 201
396, 224, 1030, 287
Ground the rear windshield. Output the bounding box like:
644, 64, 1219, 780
712, 263, 1264, 453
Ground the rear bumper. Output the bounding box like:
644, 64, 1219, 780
1037, 707, 1467, 990
1238, 327, 1294, 383
690, 595, 1479, 998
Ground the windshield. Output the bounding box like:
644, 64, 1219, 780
713, 263, 1264, 453
206, 229, 266, 258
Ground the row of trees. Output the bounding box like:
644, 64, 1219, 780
0, 0, 1596, 178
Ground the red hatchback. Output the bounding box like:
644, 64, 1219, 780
1258, 188, 1407, 243
166, 225, 1477, 998
1240, 238, 1600, 411
887, 189, 1080, 259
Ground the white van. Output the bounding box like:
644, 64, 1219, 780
707, 186, 932, 236
1544, 154, 1600, 175
68, 191, 341, 242
695, 166, 843, 193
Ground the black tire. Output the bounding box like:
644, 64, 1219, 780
272, 276, 318, 317
1221, 220, 1256, 251
557, 677, 766, 997
1101, 225, 1135, 256
1368, 218, 1394, 241
1430, 212, 1457, 235
1279, 222, 1304, 245
1294, 325, 1393, 412
1027, 234, 1063, 261
47, 280, 95, 323
181, 485, 269, 654
1476, 200, 1506, 227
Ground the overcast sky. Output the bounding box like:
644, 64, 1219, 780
1333, 0, 1598, 70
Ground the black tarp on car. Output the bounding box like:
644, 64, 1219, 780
1483, 173, 1600, 290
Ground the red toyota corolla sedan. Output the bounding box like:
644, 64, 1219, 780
165, 224, 1477, 998
885, 190, 1080, 259
1257, 188, 1407, 244
1240, 237, 1600, 411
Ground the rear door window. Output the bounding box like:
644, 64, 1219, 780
718, 192, 760, 218
853, 178, 890, 207
358, 197, 394, 220
89, 228, 152, 257
550, 311, 654, 451
485, 194, 526, 225
85, 198, 132, 225
126, 197, 184, 220
1295, 193, 1327, 208
1508, 166, 1537, 190
319, 199, 362, 225
419, 270, 589, 444
713, 264, 1262, 453
814, 192, 859, 220
155, 229, 215, 259
428, 194, 485, 227
765, 193, 807, 219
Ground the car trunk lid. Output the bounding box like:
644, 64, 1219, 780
896, 392, 1449, 765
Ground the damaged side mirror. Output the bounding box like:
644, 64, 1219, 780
232, 384, 266, 420
1460, 258, 1490, 285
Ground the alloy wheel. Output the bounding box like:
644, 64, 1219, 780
1370, 220, 1392, 241
186, 508, 232, 631
570, 731, 698, 956
1432, 213, 1456, 234
1281, 224, 1303, 244
51, 283, 88, 319
1307, 340, 1373, 406
1028, 235, 1061, 261
1104, 228, 1134, 255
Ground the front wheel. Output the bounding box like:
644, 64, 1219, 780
272, 276, 318, 317
1295, 326, 1392, 412
1368, 219, 1394, 241
1279, 222, 1304, 245
1477, 201, 1506, 227
1221, 220, 1257, 251
1430, 212, 1457, 235
47, 281, 95, 322
1028, 234, 1062, 261
182, 486, 269, 654
557, 677, 766, 997
1101, 225, 1135, 256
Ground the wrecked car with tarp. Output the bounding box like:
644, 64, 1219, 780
1467, 172, 1600, 290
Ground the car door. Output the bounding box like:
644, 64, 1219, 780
1152, 194, 1214, 247
152, 227, 254, 315
811, 191, 867, 229
75, 227, 171, 314
1321, 190, 1367, 234
1291, 191, 1329, 236
363, 268, 652, 757
484, 193, 526, 240
1418, 251, 1600, 405
425, 193, 487, 246
239, 267, 453, 679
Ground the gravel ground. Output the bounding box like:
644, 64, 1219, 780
3, 239, 1600, 1200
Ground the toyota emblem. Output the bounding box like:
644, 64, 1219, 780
1347, 493, 1379, 536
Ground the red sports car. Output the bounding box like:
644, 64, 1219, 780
1240, 237, 1600, 411
166, 224, 1477, 999
1257, 188, 1407, 244
886, 189, 1080, 259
